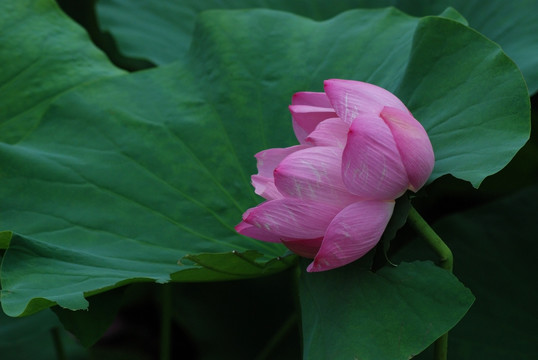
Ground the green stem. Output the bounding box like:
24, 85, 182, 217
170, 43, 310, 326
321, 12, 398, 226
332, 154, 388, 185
407, 206, 453, 272
160, 284, 172, 360
433, 331, 449, 360
255, 266, 301, 360
51, 327, 66, 360
254, 313, 298, 360
407, 206, 453, 360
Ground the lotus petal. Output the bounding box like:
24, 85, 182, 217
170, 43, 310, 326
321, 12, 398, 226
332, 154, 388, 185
305, 117, 350, 148
242, 198, 341, 239
342, 115, 408, 200
307, 200, 395, 272
291, 91, 332, 107
324, 79, 408, 124
289, 104, 337, 144
252, 145, 307, 199
381, 106, 435, 191
274, 146, 361, 207
281, 237, 323, 258
235, 220, 282, 243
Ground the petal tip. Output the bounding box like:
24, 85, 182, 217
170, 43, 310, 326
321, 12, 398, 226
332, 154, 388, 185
323, 79, 336, 90
234, 220, 249, 235
306, 262, 318, 272
306, 258, 334, 272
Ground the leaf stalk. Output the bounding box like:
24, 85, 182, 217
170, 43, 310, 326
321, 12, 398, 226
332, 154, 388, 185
407, 206, 453, 272
160, 284, 172, 360
407, 206, 453, 360
51, 327, 66, 360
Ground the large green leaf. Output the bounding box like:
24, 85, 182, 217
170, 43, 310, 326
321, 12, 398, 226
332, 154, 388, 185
0, 0, 123, 145
96, 0, 538, 94
0, 2, 529, 316
395, 16, 530, 184
300, 259, 474, 360
394, 185, 538, 359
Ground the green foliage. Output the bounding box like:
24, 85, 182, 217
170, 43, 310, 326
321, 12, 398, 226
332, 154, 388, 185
0, 309, 87, 360
97, 0, 538, 94
0, 0, 123, 145
300, 260, 474, 360
395, 184, 538, 359
52, 287, 125, 347
1, 3, 528, 318
0, 0, 535, 358
0, 231, 12, 250
396, 16, 529, 185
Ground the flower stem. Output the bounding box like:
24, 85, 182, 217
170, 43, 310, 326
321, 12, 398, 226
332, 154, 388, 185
255, 266, 301, 360
160, 284, 172, 360
407, 206, 453, 272
51, 327, 66, 360
407, 206, 453, 360
254, 313, 298, 360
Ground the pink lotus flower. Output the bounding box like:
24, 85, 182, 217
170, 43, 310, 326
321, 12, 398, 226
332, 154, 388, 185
236, 79, 434, 272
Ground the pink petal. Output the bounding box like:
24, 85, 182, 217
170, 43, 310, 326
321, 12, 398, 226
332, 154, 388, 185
289, 105, 337, 144
251, 175, 282, 201
253, 145, 307, 200
305, 117, 350, 148
243, 198, 341, 239
281, 237, 323, 258
307, 200, 395, 272
255, 146, 306, 177
291, 91, 332, 107
380, 106, 435, 191
274, 146, 362, 208
342, 115, 409, 200
323, 79, 409, 125
235, 220, 282, 242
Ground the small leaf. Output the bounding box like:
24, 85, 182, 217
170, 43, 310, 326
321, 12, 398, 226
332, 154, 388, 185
299, 260, 474, 360
172, 251, 296, 281
394, 184, 538, 359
